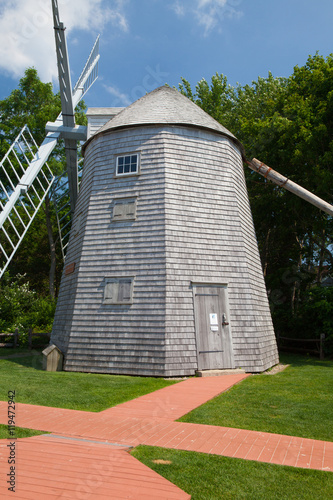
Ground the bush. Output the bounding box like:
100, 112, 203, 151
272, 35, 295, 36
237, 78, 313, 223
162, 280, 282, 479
23, 296, 56, 332
0, 273, 56, 335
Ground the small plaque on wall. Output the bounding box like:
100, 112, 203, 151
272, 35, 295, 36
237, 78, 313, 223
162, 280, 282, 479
65, 262, 76, 276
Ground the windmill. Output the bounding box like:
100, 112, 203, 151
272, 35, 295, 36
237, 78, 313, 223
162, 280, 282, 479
50, 85, 333, 377
1, 2, 333, 376
0, 0, 100, 277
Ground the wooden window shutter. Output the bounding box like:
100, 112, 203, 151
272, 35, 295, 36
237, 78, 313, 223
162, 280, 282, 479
112, 198, 137, 221
124, 201, 135, 217
104, 281, 118, 302
104, 277, 134, 305
118, 280, 132, 302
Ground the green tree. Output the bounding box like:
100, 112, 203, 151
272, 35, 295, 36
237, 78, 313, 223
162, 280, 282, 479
179, 56, 333, 340
282, 54, 333, 283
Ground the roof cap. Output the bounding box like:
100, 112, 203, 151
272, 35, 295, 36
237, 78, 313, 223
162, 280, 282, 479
83, 86, 244, 155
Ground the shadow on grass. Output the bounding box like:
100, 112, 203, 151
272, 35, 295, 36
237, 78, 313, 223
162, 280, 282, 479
0, 351, 44, 370
3, 350, 331, 373
278, 351, 333, 369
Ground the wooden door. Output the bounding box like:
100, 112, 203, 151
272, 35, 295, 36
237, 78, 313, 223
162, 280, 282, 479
193, 285, 234, 370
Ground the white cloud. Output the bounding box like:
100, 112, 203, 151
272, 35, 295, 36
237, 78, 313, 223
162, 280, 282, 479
0, 0, 128, 83
171, 0, 243, 35
103, 84, 131, 106
172, 1, 185, 17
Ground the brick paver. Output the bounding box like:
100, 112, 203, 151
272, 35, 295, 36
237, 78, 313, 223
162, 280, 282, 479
0, 372, 332, 499
0, 435, 190, 499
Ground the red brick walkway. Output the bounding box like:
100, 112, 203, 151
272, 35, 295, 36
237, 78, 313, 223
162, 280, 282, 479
1, 373, 332, 499
0, 435, 188, 499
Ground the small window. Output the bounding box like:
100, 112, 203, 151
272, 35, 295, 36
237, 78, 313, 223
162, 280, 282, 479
116, 154, 139, 176
104, 277, 134, 305
112, 197, 137, 222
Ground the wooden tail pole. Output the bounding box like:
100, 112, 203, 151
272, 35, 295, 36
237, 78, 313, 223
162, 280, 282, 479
247, 158, 333, 217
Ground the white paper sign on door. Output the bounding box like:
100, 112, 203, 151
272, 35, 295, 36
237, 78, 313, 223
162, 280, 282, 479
209, 313, 218, 325
209, 313, 218, 331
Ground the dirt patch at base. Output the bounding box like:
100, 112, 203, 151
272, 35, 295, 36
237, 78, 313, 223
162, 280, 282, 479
265, 363, 289, 375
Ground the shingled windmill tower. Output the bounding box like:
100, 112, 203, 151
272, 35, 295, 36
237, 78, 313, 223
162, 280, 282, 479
50, 86, 279, 376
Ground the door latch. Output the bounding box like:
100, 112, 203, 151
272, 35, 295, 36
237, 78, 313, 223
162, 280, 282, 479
222, 313, 229, 326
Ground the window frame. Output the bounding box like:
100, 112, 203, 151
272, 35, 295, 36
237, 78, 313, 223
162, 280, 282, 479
115, 152, 140, 177
103, 277, 134, 305
112, 196, 137, 222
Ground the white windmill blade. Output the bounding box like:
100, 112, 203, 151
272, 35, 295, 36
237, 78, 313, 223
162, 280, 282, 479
51, 0, 78, 212
72, 35, 100, 107
0, 126, 55, 277
0, 123, 61, 227
52, 1, 100, 111
51, 0, 75, 127
50, 0, 100, 213
0, 2, 100, 278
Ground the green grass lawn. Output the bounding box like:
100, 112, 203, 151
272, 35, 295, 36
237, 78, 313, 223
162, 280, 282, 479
0, 350, 179, 412
132, 446, 333, 500
1, 350, 332, 497
178, 353, 333, 442
0, 424, 45, 439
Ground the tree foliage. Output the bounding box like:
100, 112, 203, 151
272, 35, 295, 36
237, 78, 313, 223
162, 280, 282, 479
0, 67, 86, 146
0, 273, 56, 333
0, 68, 60, 146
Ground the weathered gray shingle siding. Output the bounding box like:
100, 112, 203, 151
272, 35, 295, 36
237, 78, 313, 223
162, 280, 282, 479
50, 136, 98, 354
52, 124, 278, 375
52, 128, 170, 375
161, 127, 278, 374
230, 136, 278, 371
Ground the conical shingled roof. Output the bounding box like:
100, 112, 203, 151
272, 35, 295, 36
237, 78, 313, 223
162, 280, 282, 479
83, 86, 244, 155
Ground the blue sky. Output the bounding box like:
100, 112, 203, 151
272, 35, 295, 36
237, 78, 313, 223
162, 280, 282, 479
0, 0, 332, 110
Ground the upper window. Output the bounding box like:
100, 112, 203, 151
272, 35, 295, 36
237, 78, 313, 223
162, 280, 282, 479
116, 154, 139, 176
